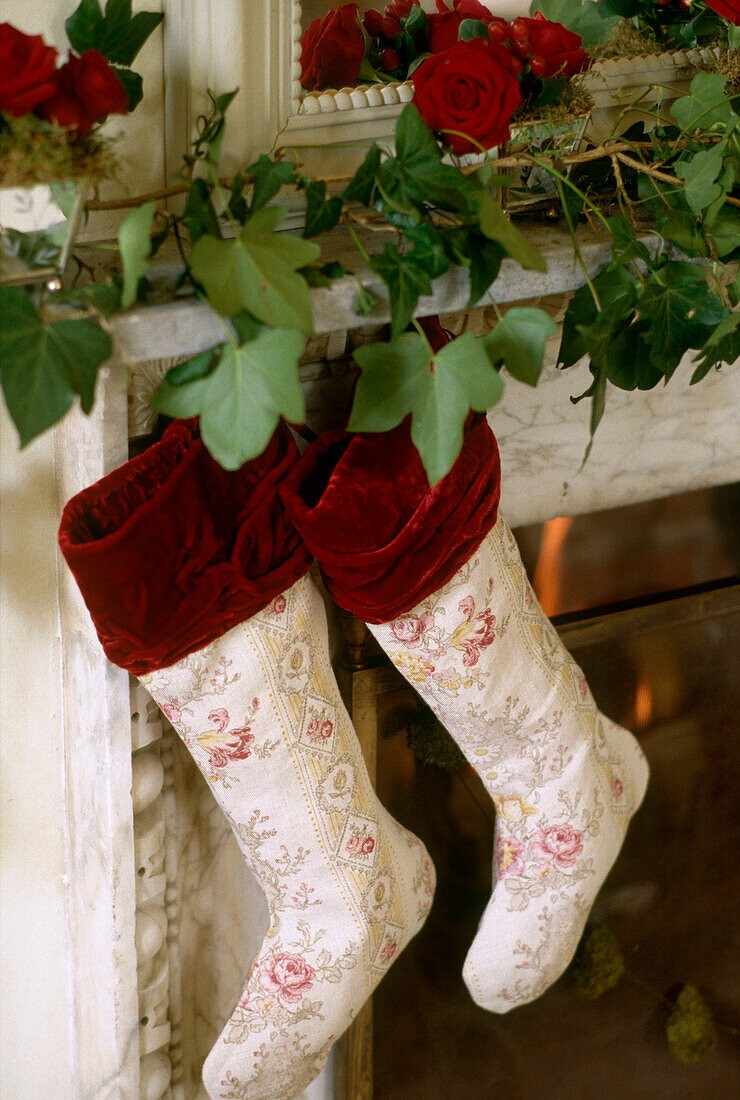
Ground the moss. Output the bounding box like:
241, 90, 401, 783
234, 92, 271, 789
406, 705, 467, 769
0, 114, 116, 188
571, 925, 626, 1000
666, 984, 718, 1064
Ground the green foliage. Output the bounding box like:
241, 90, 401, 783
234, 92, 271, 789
559, 211, 729, 455
0, 287, 111, 445
459, 19, 490, 41
570, 925, 625, 1000
477, 192, 548, 273
407, 705, 467, 769
189, 207, 320, 333
666, 985, 718, 1064
66, 0, 163, 66
691, 309, 740, 383
183, 178, 221, 244
118, 200, 155, 309
369, 245, 433, 339
349, 331, 503, 484
670, 73, 737, 134
301, 180, 342, 238
151, 328, 305, 469
248, 156, 298, 214
482, 307, 558, 386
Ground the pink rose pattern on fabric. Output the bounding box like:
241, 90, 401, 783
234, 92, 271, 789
259, 952, 316, 1004
530, 823, 584, 869
497, 834, 525, 878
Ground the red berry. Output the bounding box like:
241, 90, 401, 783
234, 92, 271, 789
487, 19, 510, 45
529, 55, 547, 77
382, 46, 401, 70
380, 15, 402, 38
363, 9, 385, 35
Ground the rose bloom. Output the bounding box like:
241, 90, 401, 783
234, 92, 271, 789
37, 50, 129, 137
271, 594, 287, 614
530, 823, 584, 869
390, 611, 433, 647
259, 951, 316, 1004
413, 37, 522, 155
704, 0, 740, 23
0, 23, 58, 116
300, 3, 365, 91
509, 13, 587, 79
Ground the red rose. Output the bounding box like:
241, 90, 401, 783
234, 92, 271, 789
512, 13, 588, 79
36, 50, 129, 137
386, 0, 417, 19
300, 4, 365, 91
413, 38, 522, 155
446, 0, 495, 20
0, 23, 58, 116
704, 0, 740, 22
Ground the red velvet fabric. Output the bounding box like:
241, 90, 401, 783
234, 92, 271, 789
280, 415, 501, 623
58, 422, 312, 675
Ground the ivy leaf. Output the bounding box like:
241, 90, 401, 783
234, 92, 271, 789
477, 192, 547, 272
675, 146, 725, 216
0, 287, 111, 446
183, 178, 221, 243
670, 72, 736, 133
459, 19, 489, 40
529, 0, 616, 46
350, 331, 503, 484
299, 261, 347, 288
151, 328, 305, 469
164, 347, 221, 386
638, 265, 728, 378
248, 156, 297, 214
385, 104, 478, 213
302, 180, 343, 238
532, 76, 566, 110
369, 244, 433, 338
559, 266, 637, 368
343, 145, 381, 206
666, 985, 718, 1064
403, 2, 429, 50
228, 173, 248, 225
66, 0, 163, 66
190, 207, 320, 333
483, 307, 558, 385
607, 216, 651, 266
404, 224, 450, 279
445, 228, 505, 307
354, 285, 381, 316
691, 310, 740, 382
118, 200, 156, 309
605, 321, 662, 390
112, 66, 142, 112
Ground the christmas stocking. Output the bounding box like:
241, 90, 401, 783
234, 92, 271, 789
281, 416, 650, 1012
58, 422, 434, 1099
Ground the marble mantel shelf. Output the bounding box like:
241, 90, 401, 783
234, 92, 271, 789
91, 219, 739, 531
107, 222, 635, 361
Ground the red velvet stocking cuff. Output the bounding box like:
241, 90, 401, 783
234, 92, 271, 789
58, 422, 312, 675
280, 415, 501, 623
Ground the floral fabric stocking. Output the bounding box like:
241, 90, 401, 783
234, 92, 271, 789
369, 514, 649, 1011
142, 574, 433, 1097
57, 422, 434, 1100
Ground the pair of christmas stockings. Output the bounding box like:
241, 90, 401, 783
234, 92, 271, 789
59, 415, 648, 1099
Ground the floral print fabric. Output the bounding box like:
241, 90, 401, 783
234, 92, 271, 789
142, 575, 434, 1098
370, 513, 649, 1012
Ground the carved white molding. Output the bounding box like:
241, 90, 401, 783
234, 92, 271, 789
131, 680, 174, 1099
